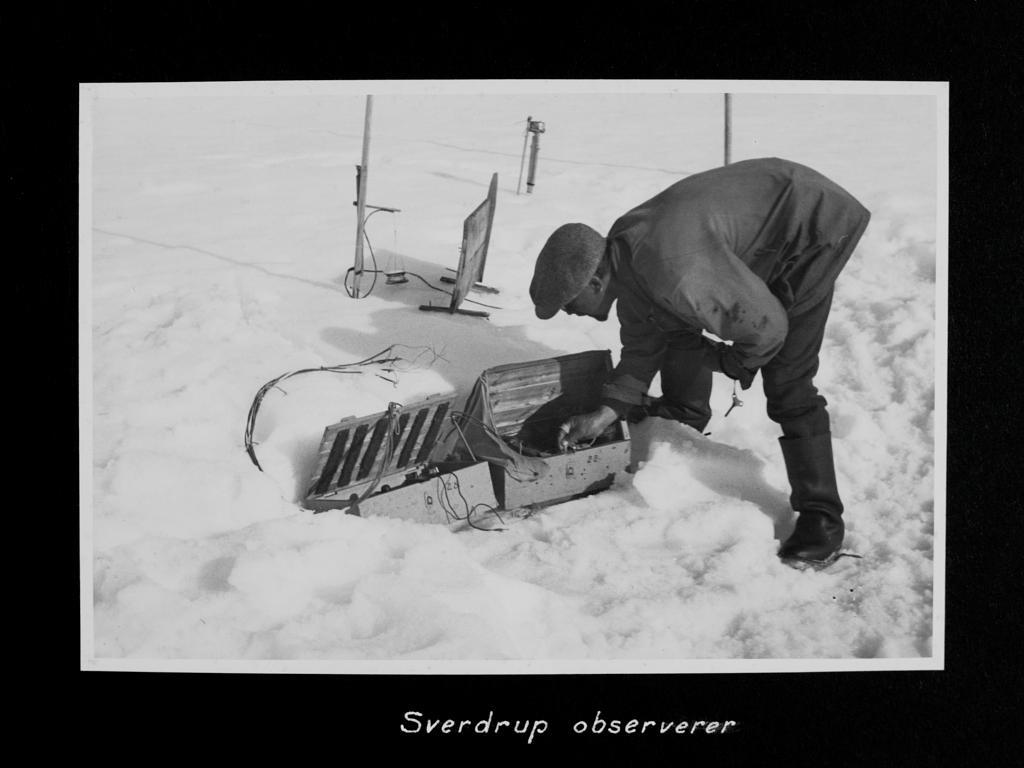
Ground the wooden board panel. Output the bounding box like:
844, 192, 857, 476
481, 350, 613, 437
450, 173, 498, 310
305, 394, 457, 503
474, 172, 499, 283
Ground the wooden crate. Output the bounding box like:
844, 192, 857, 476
475, 350, 631, 509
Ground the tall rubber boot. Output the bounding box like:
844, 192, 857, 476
777, 433, 845, 563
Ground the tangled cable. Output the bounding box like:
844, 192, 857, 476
244, 344, 444, 471
344, 218, 502, 310
343, 209, 387, 298
435, 471, 505, 532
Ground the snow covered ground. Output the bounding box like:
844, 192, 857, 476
81, 81, 945, 669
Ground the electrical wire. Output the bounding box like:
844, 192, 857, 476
444, 473, 503, 532
436, 472, 505, 532
343, 225, 380, 298
244, 345, 426, 471
471, 503, 505, 526
353, 264, 504, 310
448, 406, 549, 481
344, 216, 503, 310
346, 207, 402, 298
450, 408, 507, 444
402, 271, 504, 310
448, 413, 479, 462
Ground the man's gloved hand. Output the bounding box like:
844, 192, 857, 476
557, 405, 618, 452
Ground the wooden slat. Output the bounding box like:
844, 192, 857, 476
488, 382, 564, 406
397, 408, 429, 467
362, 410, 410, 486
488, 383, 602, 412
416, 402, 450, 464
312, 428, 349, 495
483, 364, 562, 389
482, 351, 611, 387
387, 411, 411, 472
356, 417, 390, 481
486, 376, 601, 403
347, 424, 379, 486
338, 423, 370, 487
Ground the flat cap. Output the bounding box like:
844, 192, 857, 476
529, 223, 607, 319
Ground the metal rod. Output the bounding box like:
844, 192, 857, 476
724, 93, 732, 166
352, 95, 373, 297
526, 130, 540, 193
352, 202, 401, 213
516, 116, 530, 195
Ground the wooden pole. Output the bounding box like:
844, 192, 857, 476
724, 93, 732, 165
352, 95, 373, 297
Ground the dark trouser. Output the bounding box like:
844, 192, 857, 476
760, 288, 835, 438
657, 288, 835, 438
658, 329, 714, 431
659, 293, 845, 551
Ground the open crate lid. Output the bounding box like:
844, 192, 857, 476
422, 350, 620, 480
480, 350, 612, 435
475, 350, 614, 455
305, 393, 458, 503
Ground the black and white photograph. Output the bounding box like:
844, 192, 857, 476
80, 80, 946, 672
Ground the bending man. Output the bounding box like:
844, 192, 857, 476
529, 157, 870, 566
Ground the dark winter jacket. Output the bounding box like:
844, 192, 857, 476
600, 157, 870, 414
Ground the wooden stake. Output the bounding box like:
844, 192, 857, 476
352, 95, 373, 297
